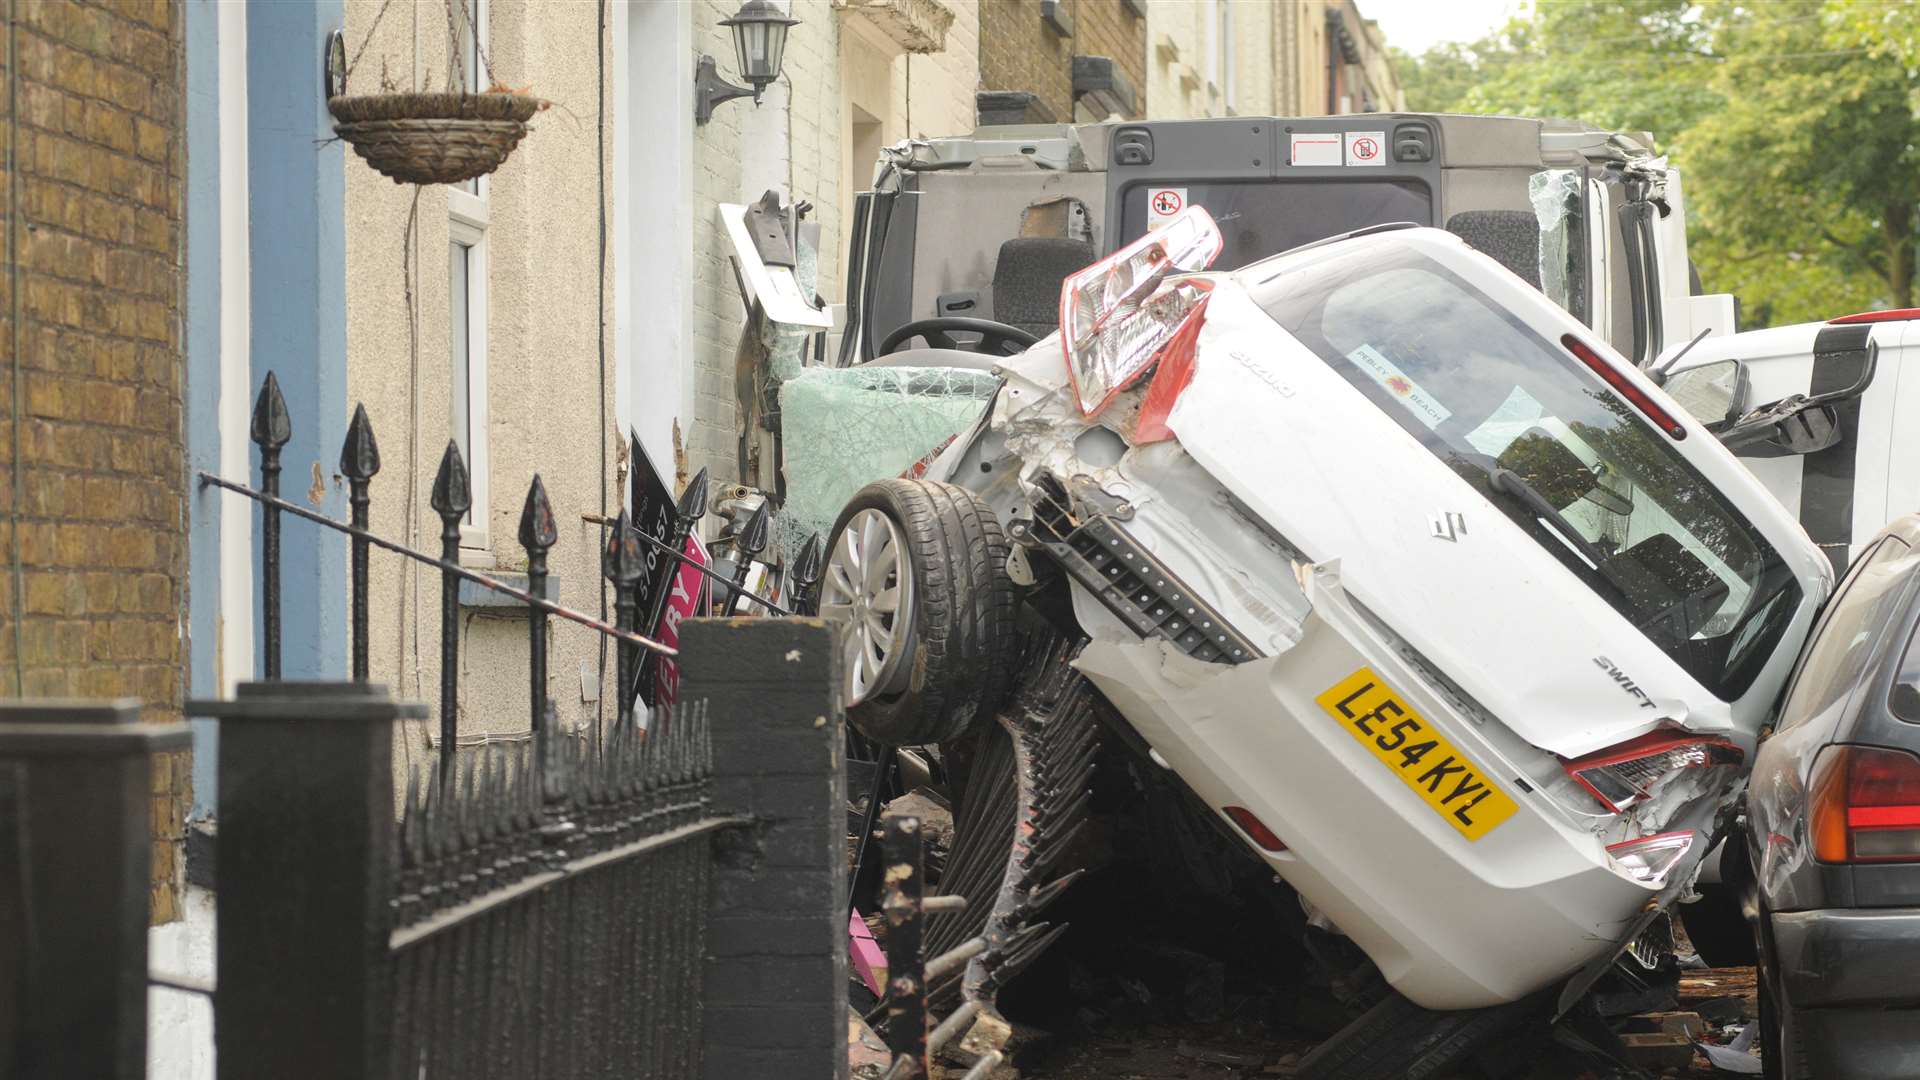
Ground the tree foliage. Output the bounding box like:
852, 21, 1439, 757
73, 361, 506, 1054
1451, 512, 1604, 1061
1399, 1, 1920, 326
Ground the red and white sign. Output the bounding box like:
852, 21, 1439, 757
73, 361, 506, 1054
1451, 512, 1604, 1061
1290, 132, 1342, 167
649, 534, 710, 706
1146, 186, 1188, 230
1346, 131, 1386, 166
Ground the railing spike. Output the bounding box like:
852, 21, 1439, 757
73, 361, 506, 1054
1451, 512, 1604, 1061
518, 474, 558, 553
521, 474, 557, 753
431, 439, 469, 782
250, 371, 291, 450
795, 532, 823, 587
602, 509, 644, 587
677, 466, 709, 521
341, 403, 381, 681
605, 511, 644, 730
736, 501, 771, 557
430, 439, 473, 519
338, 402, 381, 479
253, 373, 290, 678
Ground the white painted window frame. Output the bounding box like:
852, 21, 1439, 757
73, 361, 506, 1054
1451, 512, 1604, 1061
217, 0, 254, 692
447, 0, 490, 554
449, 198, 490, 552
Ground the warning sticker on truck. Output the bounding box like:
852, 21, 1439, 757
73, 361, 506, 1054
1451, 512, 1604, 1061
1146, 187, 1187, 231
1346, 131, 1386, 166
1290, 132, 1342, 167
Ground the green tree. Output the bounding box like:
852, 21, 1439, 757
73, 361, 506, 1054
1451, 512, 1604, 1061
1392, 0, 1920, 325
1398, 2, 1722, 138
1685, 1, 1920, 312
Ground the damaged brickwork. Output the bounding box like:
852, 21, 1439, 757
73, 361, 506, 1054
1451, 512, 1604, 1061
0, 0, 188, 923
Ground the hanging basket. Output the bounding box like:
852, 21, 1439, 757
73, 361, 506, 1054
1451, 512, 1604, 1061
329, 92, 543, 186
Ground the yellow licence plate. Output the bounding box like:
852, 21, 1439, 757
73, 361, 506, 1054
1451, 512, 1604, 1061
1315, 668, 1519, 841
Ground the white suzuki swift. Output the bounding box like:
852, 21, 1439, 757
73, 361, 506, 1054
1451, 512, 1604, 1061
821, 211, 1832, 1075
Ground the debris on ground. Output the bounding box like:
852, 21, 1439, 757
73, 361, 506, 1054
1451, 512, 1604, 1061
885, 788, 955, 861
1620, 1031, 1698, 1071
849, 1006, 891, 1078
846, 777, 1775, 1078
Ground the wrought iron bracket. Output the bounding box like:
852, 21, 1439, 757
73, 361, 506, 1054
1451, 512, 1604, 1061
694, 55, 756, 125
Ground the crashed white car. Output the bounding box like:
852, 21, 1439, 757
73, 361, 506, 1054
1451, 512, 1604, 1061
820, 211, 1831, 1072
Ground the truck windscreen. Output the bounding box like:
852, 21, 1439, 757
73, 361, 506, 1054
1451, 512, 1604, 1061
1120, 179, 1432, 272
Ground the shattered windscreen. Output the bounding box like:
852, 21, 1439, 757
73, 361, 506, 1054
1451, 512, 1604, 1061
778, 365, 1000, 549
1250, 244, 1800, 700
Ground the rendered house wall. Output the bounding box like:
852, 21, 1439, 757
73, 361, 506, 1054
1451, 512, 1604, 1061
340, 0, 616, 757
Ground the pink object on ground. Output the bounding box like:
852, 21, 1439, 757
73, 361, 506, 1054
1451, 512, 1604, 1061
849, 910, 886, 997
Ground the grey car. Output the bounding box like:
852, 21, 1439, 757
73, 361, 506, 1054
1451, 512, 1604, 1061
1744, 514, 1920, 1079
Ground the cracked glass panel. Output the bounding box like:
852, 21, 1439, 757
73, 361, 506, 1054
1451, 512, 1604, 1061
778, 365, 999, 549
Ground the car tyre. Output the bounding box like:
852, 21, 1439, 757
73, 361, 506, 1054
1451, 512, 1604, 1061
823, 479, 1013, 746
1293, 990, 1536, 1080
1679, 884, 1758, 967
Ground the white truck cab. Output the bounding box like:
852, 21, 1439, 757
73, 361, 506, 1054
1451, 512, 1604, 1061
842, 113, 1739, 369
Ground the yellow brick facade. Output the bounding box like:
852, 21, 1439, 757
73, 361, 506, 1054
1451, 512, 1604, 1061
0, 0, 188, 924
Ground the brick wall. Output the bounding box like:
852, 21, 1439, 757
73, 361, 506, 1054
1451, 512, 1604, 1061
1071, 0, 1143, 116
0, 0, 188, 923
979, 0, 1070, 121
978, 0, 1144, 122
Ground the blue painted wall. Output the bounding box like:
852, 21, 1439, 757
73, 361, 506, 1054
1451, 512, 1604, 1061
182, 0, 222, 818
247, 0, 348, 681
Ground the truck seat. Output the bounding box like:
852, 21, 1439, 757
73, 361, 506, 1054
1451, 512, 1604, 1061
992, 237, 1096, 339
1446, 210, 1543, 291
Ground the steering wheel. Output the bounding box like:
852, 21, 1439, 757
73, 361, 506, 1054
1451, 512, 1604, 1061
876, 317, 1040, 357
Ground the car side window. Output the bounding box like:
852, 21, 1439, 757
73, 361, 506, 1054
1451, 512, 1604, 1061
1886, 579, 1920, 725
1775, 536, 1915, 734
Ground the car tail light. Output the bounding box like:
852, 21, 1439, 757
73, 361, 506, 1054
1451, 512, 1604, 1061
1059, 206, 1222, 417
1809, 745, 1920, 863
1222, 805, 1288, 852
1131, 290, 1212, 444
1564, 731, 1743, 814
1561, 333, 1686, 440
1605, 831, 1696, 886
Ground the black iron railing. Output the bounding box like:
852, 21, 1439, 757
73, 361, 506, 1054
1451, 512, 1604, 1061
163, 374, 853, 1080
876, 811, 1003, 1080
196, 374, 829, 777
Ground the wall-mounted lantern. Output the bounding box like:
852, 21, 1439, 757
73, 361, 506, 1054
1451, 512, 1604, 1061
694, 0, 800, 126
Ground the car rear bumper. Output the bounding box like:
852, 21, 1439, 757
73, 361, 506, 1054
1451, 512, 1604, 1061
1773, 908, 1920, 1008
1788, 1005, 1920, 1080
1770, 909, 1920, 1079
1073, 559, 1657, 1010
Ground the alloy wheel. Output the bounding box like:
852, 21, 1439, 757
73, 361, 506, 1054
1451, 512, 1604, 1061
820, 508, 913, 705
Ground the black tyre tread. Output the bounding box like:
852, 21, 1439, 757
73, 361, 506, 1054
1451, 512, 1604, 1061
842, 479, 1013, 745
1677, 887, 1758, 968
1294, 992, 1534, 1080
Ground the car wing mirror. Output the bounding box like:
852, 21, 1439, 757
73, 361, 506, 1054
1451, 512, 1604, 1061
1718, 397, 1840, 456
1661, 358, 1747, 429
1717, 347, 1875, 457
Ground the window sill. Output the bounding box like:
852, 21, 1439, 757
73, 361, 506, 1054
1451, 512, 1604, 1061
459, 571, 561, 609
